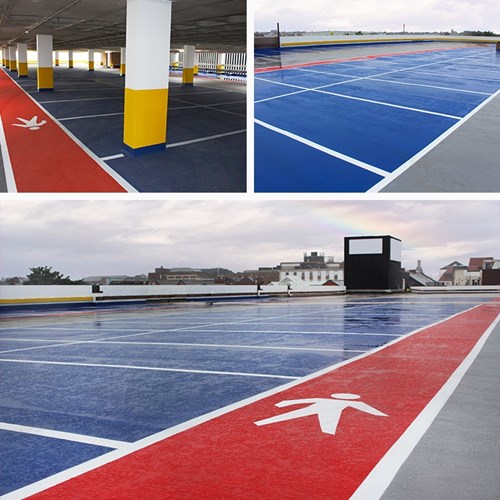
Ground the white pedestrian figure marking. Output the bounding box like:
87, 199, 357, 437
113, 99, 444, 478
254, 393, 387, 435
12, 116, 47, 131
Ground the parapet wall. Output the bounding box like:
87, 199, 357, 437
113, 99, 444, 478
278, 34, 500, 47
0, 284, 345, 306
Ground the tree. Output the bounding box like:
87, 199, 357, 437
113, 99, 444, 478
25, 266, 83, 285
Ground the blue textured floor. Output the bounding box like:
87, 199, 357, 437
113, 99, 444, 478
254, 46, 500, 193
1, 295, 494, 495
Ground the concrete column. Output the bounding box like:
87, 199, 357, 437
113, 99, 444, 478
2, 48, 8, 67
17, 43, 28, 77
182, 45, 195, 85
123, 0, 172, 152
37, 35, 54, 91
171, 52, 179, 70
88, 49, 94, 71
9, 46, 17, 72
68, 50, 74, 68
194, 51, 199, 75
54, 50, 60, 66
120, 47, 126, 76
216, 52, 226, 75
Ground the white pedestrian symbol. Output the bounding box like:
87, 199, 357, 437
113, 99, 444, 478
254, 393, 387, 435
12, 116, 47, 131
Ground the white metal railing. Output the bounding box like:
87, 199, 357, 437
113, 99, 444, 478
170, 51, 246, 78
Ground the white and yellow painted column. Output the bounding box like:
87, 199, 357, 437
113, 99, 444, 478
2, 48, 8, 67
120, 47, 126, 76
170, 52, 179, 70
182, 45, 195, 85
123, 0, 172, 152
54, 50, 60, 66
37, 35, 54, 91
88, 49, 95, 71
216, 52, 226, 75
17, 43, 28, 77
9, 46, 17, 72
68, 50, 74, 68
194, 51, 199, 75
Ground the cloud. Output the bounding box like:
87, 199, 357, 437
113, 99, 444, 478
254, 0, 500, 33
0, 200, 498, 281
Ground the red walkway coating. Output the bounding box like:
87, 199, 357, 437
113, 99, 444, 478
29, 302, 500, 499
0, 69, 127, 192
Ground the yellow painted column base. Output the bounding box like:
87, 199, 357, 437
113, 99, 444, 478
89, 61, 94, 71
37, 66, 54, 90
10, 60, 17, 72
69, 60, 74, 68
194, 65, 199, 75
18, 62, 28, 77
120, 63, 126, 76
182, 67, 194, 85
123, 88, 168, 151
216, 64, 225, 75
55, 60, 59, 66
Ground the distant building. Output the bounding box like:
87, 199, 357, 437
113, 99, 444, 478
277, 251, 344, 285
147, 266, 214, 285
439, 257, 497, 286
403, 260, 438, 288
83, 274, 151, 285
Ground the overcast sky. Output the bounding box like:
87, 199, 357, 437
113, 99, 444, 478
254, 0, 500, 33
0, 199, 498, 281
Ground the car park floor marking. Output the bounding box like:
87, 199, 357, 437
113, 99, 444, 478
0, 69, 132, 192
18, 302, 499, 499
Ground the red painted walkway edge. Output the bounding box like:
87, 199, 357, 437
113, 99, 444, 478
28, 302, 500, 499
255, 46, 472, 73
0, 69, 128, 192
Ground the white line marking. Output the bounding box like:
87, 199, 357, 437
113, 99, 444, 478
38, 97, 123, 104
351, 312, 500, 500
313, 88, 462, 120
0, 358, 298, 380
85, 340, 367, 353
412, 69, 500, 82
255, 118, 389, 178
29, 87, 123, 94
3, 304, 483, 500
0, 422, 130, 449
365, 77, 493, 96
165, 129, 245, 149
59, 112, 123, 121
100, 153, 125, 161
368, 87, 500, 192
0, 114, 17, 192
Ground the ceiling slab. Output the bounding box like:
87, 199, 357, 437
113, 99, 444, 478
0, 0, 246, 51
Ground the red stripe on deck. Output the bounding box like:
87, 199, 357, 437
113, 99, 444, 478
30, 302, 500, 499
0, 70, 126, 192
255, 46, 469, 73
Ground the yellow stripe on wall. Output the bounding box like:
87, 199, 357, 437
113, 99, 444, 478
18, 62, 28, 77
0, 296, 93, 305
123, 87, 168, 149
182, 67, 194, 85
37, 66, 54, 89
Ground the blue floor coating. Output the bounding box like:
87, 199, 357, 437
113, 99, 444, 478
255, 46, 500, 193
10, 67, 246, 193
0, 295, 493, 495
1, 430, 113, 495
254, 123, 383, 192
